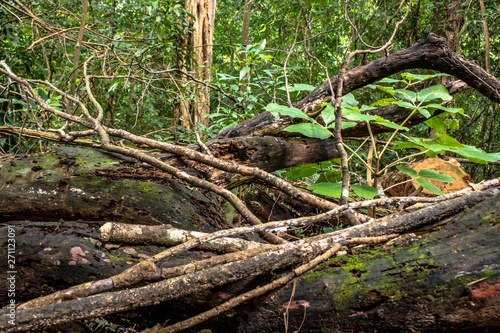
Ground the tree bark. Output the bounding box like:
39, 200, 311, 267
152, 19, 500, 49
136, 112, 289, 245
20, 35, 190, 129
174, 0, 214, 129
1, 182, 499, 332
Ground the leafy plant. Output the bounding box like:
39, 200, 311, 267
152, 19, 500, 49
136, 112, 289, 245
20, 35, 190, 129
395, 165, 453, 196
267, 72, 500, 201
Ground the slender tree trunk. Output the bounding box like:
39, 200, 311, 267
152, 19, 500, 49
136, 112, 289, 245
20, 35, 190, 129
174, 0, 214, 130
239, 0, 252, 93
66, 0, 88, 113
478, 0, 491, 74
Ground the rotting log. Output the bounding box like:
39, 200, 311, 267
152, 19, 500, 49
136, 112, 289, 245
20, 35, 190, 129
222, 195, 500, 333
0, 146, 227, 231
0, 192, 498, 332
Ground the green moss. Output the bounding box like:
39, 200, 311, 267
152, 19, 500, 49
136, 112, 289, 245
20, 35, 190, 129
75, 157, 88, 165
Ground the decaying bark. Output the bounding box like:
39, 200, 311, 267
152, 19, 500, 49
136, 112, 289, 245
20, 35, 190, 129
1, 185, 499, 332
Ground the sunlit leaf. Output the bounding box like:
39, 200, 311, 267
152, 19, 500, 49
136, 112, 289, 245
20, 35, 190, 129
284, 123, 332, 139
278, 84, 316, 92
239, 66, 251, 80
418, 169, 453, 183
253, 39, 266, 54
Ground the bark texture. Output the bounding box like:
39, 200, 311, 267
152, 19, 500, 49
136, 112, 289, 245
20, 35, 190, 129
174, 0, 214, 129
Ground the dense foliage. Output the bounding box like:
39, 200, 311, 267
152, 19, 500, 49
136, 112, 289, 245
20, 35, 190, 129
1, 0, 499, 183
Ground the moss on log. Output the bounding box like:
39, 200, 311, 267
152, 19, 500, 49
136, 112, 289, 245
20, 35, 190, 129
0, 147, 225, 231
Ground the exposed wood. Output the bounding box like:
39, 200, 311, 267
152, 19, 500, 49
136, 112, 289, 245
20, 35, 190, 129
174, 0, 214, 129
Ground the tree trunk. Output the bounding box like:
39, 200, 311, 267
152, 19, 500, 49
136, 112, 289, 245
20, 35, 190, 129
174, 0, 214, 130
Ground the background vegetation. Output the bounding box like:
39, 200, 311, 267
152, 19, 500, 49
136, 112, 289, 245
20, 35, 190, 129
1, 0, 499, 183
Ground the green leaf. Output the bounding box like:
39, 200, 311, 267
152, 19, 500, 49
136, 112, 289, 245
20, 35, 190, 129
284, 123, 332, 139
253, 39, 266, 54
284, 166, 318, 181
402, 73, 432, 81
416, 178, 444, 196
279, 84, 316, 92
339, 122, 357, 129
108, 82, 120, 93
392, 141, 428, 151
424, 116, 447, 134
436, 133, 464, 148
322, 227, 335, 234
418, 169, 453, 183
425, 104, 463, 114
373, 117, 409, 131
239, 67, 251, 80
394, 89, 417, 102
369, 98, 397, 107
379, 78, 402, 83
396, 164, 418, 178
308, 182, 343, 198
266, 103, 312, 120
342, 108, 378, 122
351, 185, 379, 199
417, 107, 431, 118
393, 101, 417, 109
315, 170, 342, 184
321, 104, 335, 125
450, 145, 500, 164
408, 137, 448, 152
377, 85, 396, 95
341, 93, 358, 108
417, 84, 452, 103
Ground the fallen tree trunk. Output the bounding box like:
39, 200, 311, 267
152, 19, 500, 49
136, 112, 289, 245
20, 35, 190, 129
1, 181, 499, 332
233, 193, 500, 333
